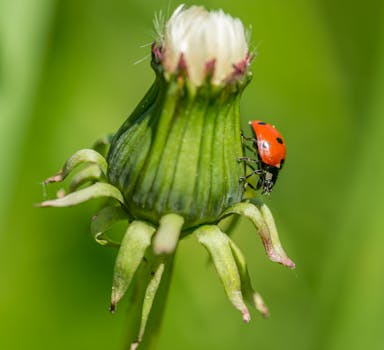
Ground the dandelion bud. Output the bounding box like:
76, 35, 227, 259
107, 5, 252, 229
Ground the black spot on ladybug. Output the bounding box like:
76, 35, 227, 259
276, 137, 283, 144
280, 158, 285, 166
258, 121, 267, 125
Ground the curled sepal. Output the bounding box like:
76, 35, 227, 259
228, 238, 269, 317
195, 225, 250, 323
92, 134, 113, 157
69, 164, 105, 192
220, 202, 295, 269
110, 221, 156, 312
218, 215, 241, 237
37, 183, 124, 208
134, 258, 165, 349
153, 214, 184, 255
44, 149, 108, 184
126, 252, 175, 350
91, 206, 130, 247
252, 199, 296, 269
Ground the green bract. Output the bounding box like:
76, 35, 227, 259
40, 5, 294, 350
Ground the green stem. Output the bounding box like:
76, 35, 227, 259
123, 251, 176, 350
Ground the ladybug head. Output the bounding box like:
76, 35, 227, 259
257, 165, 280, 195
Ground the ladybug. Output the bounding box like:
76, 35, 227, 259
240, 120, 286, 194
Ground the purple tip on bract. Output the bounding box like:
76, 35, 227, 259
44, 171, 63, 184
177, 53, 188, 76
109, 302, 116, 313
205, 59, 216, 74
242, 308, 251, 323
254, 293, 270, 318
262, 238, 296, 269
130, 341, 139, 350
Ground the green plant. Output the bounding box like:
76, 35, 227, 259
39, 5, 294, 349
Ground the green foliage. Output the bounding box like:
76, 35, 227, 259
1, 0, 383, 349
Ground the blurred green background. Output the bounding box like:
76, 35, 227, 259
1, 0, 384, 349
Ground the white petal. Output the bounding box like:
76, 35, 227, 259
162, 5, 249, 86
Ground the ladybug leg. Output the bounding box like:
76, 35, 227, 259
240, 130, 252, 141
240, 131, 257, 145
239, 168, 263, 183
237, 156, 258, 162
243, 169, 263, 179
240, 164, 265, 191
237, 158, 262, 173
239, 160, 262, 176
256, 175, 264, 190
240, 179, 257, 191
239, 172, 260, 191
242, 143, 257, 154
237, 157, 261, 167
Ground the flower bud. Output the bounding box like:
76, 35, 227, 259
107, 5, 252, 229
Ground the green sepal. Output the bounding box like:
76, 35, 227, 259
90, 206, 129, 247
37, 183, 124, 208
137, 257, 165, 347
228, 238, 269, 317
153, 213, 184, 254
92, 134, 113, 157
220, 201, 295, 269
44, 149, 107, 184
195, 225, 250, 322
251, 199, 295, 269
218, 215, 241, 236
124, 251, 175, 350
69, 164, 105, 192
110, 220, 156, 311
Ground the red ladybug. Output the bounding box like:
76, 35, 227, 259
240, 120, 286, 194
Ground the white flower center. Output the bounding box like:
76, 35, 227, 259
162, 5, 249, 86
